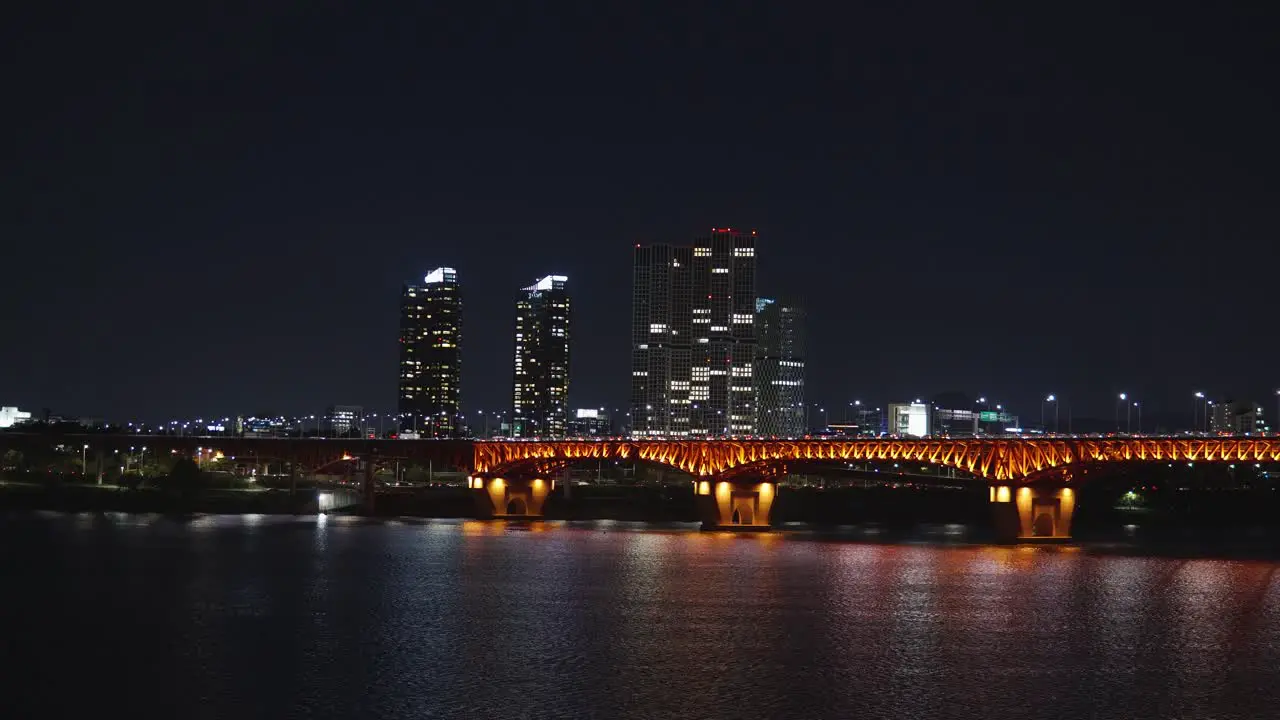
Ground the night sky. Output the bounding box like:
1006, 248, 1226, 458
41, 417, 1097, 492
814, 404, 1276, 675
4, 2, 1278, 426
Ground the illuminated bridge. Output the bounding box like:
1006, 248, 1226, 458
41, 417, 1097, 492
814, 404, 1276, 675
469, 437, 1280, 537
4, 434, 1277, 539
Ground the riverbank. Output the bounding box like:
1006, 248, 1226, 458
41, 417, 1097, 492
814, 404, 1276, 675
0, 481, 318, 514
5, 481, 1280, 557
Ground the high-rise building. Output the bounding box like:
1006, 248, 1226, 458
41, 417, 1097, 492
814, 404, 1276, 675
398, 267, 462, 437
631, 228, 757, 437
753, 298, 805, 436
512, 274, 571, 438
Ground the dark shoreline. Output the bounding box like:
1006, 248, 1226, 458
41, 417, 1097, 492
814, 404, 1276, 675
5, 481, 1280, 560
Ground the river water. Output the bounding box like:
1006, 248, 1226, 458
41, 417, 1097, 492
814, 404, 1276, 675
3, 512, 1279, 719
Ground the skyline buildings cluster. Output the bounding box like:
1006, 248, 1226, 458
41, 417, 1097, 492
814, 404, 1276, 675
395, 228, 807, 439
397, 269, 578, 439
387, 228, 1280, 440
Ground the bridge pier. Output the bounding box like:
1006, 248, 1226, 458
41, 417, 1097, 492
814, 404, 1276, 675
362, 453, 376, 515
695, 477, 775, 531
471, 476, 552, 519
990, 484, 1076, 542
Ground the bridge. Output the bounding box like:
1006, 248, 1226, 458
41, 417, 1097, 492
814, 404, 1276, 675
3, 434, 1277, 539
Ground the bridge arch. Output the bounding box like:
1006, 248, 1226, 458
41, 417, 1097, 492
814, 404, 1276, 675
477, 453, 699, 484
474, 437, 1280, 486
474, 439, 1021, 482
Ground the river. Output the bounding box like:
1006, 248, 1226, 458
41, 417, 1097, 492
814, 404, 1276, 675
3, 512, 1279, 719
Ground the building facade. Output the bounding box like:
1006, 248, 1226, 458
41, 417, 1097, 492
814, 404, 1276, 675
1211, 400, 1268, 434
931, 407, 1020, 436
754, 297, 805, 436
324, 405, 363, 437
0, 407, 32, 428
887, 402, 932, 437
399, 267, 463, 437
512, 275, 571, 438
567, 408, 613, 437
631, 228, 757, 437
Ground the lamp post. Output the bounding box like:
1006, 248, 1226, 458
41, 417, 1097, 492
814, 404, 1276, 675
1193, 391, 1204, 434
1116, 393, 1127, 432
1042, 394, 1058, 434
81, 444, 88, 478
1133, 401, 1142, 435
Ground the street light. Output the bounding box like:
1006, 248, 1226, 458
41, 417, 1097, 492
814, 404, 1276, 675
1193, 391, 1205, 433
1116, 393, 1127, 432
1133, 401, 1142, 435
81, 444, 89, 478
1042, 394, 1058, 434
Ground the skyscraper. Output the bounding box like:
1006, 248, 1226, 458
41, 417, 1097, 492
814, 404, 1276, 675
754, 297, 805, 437
398, 267, 462, 437
631, 228, 757, 437
512, 274, 571, 438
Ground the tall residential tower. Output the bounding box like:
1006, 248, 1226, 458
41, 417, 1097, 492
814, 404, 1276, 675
398, 267, 462, 437
754, 297, 805, 436
512, 274, 571, 438
631, 228, 757, 437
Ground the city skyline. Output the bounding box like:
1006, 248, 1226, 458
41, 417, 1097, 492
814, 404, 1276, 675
3, 223, 1278, 433
4, 4, 1279, 425
7, 6, 1280, 718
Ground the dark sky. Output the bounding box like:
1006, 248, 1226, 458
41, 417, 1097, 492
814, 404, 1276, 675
4, 2, 1278, 426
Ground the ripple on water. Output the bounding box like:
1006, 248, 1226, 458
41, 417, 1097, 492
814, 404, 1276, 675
3, 515, 1280, 719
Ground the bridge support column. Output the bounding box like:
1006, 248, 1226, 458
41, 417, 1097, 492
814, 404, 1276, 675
695, 477, 775, 531
470, 476, 551, 519
362, 453, 376, 515
990, 485, 1076, 542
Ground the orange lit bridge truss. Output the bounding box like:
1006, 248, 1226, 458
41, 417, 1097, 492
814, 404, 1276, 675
473, 437, 1280, 484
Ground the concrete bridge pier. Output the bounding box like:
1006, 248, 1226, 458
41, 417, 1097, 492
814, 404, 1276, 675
990, 484, 1076, 542
470, 475, 552, 519
695, 477, 776, 531
362, 453, 377, 515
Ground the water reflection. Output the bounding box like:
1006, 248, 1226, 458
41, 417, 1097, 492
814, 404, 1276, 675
4, 513, 1280, 719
